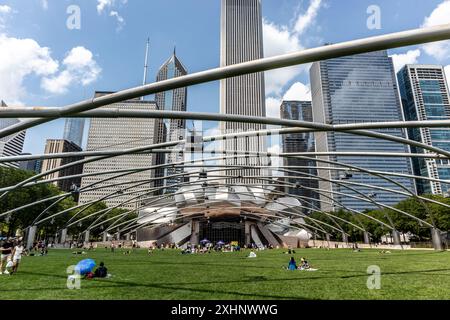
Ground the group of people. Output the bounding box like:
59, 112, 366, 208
0, 238, 25, 275
31, 240, 49, 256
287, 256, 311, 270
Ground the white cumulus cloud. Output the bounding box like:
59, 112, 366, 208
0, 34, 59, 104
266, 96, 282, 119
390, 49, 421, 73
265, 82, 312, 119
263, 19, 305, 96
263, 0, 322, 116
421, 0, 450, 60
42, 46, 101, 94
0, 4, 12, 29
0, 5, 11, 14
293, 0, 322, 34
283, 82, 312, 101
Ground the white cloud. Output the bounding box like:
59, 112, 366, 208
265, 96, 282, 118
390, 49, 421, 73
42, 46, 101, 94
421, 0, 450, 60
263, 19, 305, 96
110, 11, 125, 31
263, 0, 322, 97
283, 82, 312, 101
0, 5, 12, 29
0, 5, 11, 14
445, 65, 450, 87
0, 34, 59, 104
293, 0, 322, 34
267, 143, 283, 175
263, 19, 303, 58
97, 0, 127, 30
41, 0, 48, 10
265, 82, 311, 119
97, 0, 114, 14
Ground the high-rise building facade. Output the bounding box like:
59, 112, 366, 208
63, 118, 85, 148
155, 52, 188, 194
40, 139, 84, 194
220, 0, 267, 183
311, 51, 414, 212
79, 92, 159, 209
397, 64, 450, 194
280, 101, 320, 214
0, 101, 26, 169
18, 153, 42, 174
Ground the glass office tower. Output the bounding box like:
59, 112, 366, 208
397, 64, 450, 195
280, 101, 320, 214
311, 51, 414, 212
63, 118, 85, 148
155, 51, 188, 194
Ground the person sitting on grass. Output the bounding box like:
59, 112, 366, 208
287, 257, 297, 270
94, 262, 108, 278
299, 257, 310, 270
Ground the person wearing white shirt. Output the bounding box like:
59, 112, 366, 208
11, 241, 24, 274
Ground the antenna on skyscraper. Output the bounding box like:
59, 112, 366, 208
141, 38, 150, 100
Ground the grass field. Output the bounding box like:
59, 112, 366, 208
1, 248, 449, 300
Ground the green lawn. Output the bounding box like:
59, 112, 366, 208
1, 248, 449, 300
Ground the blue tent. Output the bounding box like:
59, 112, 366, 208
74, 259, 96, 275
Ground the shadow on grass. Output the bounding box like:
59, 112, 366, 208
2, 272, 308, 300
5, 266, 450, 300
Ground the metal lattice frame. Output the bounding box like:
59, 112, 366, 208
1, 24, 450, 248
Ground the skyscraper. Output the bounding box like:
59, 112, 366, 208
280, 101, 319, 214
63, 118, 85, 148
0, 101, 26, 169
155, 51, 188, 194
397, 64, 450, 195
79, 92, 159, 209
220, 0, 267, 183
310, 51, 414, 212
40, 139, 84, 196
18, 153, 42, 174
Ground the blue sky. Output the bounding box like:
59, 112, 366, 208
0, 0, 449, 154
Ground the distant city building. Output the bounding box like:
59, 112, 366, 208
63, 118, 85, 148
0, 101, 26, 169
397, 64, 450, 194
280, 101, 320, 214
311, 51, 414, 212
18, 153, 42, 174
79, 92, 159, 209
220, 0, 267, 183
40, 139, 83, 194
154, 51, 188, 194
